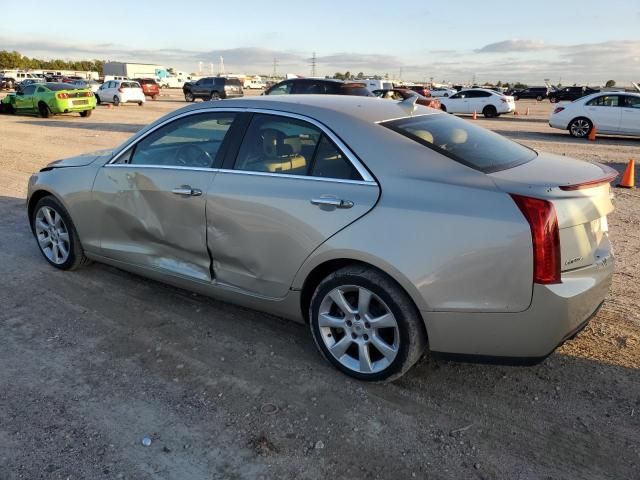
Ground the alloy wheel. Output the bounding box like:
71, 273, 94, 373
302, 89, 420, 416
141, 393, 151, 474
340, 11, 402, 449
317, 285, 400, 374
34, 206, 70, 265
570, 119, 591, 138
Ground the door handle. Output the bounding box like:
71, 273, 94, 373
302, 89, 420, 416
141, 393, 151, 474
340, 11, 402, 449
172, 186, 202, 196
311, 198, 354, 209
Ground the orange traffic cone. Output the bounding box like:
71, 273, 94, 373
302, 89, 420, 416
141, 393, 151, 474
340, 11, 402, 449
618, 159, 635, 188
588, 126, 597, 141
472, 110, 477, 120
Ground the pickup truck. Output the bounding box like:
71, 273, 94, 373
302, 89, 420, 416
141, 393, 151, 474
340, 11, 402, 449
182, 77, 244, 101
548, 86, 599, 103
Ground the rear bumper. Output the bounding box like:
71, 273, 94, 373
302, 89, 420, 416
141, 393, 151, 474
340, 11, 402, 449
424, 253, 614, 360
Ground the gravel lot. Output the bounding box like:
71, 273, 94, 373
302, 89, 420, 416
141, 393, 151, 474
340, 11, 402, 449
1, 92, 639, 480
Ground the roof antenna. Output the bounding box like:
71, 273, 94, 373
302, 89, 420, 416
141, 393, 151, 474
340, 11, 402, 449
400, 94, 418, 114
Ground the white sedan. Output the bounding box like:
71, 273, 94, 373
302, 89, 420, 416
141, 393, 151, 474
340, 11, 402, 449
439, 89, 516, 117
429, 87, 457, 97
549, 92, 640, 138
96, 80, 145, 106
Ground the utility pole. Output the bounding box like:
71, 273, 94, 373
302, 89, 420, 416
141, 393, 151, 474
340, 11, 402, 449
272, 57, 278, 79
310, 52, 317, 77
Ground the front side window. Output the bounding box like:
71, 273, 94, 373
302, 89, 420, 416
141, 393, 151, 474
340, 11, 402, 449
587, 95, 620, 107
382, 113, 537, 173
623, 96, 640, 108
118, 112, 236, 168
22, 85, 36, 95
234, 114, 362, 180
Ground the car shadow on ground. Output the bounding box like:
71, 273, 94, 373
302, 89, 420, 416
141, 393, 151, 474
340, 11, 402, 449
1, 193, 638, 479
16, 119, 145, 133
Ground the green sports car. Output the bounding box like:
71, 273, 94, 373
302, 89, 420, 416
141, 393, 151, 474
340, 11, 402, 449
0, 82, 96, 117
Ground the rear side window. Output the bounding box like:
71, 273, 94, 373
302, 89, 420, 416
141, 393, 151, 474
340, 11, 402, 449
586, 95, 620, 107
382, 114, 537, 173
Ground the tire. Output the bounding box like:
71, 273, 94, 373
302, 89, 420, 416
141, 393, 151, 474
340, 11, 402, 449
440, 104, 447, 112
79, 110, 92, 118
482, 105, 498, 118
38, 102, 50, 118
152, 94, 158, 100
536, 95, 543, 101
4, 103, 15, 114
95, 94, 101, 105
185, 92, 194, 102
31, 196, 91, 270
568, 117, 592, 138
211, 92, 221, 101
113, 95, 120, 106
203, 95, 212, 101
138, 101, 143, 106
513, 95, 519, 101
549, 97, 557, 104
309, 265, 427, 382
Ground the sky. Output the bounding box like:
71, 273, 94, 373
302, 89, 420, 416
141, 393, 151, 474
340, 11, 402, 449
2, 0, 640, 85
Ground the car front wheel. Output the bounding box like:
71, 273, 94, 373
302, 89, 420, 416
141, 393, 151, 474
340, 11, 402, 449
32, 196, 90, 270
309, 265, 427, 382
185, 92, 194, 102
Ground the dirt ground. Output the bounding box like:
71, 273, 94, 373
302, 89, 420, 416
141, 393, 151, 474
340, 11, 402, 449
0, 92, 639, 480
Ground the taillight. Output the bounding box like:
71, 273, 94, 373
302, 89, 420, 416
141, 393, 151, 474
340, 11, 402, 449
57, 93, 69, 99
510, 194, 561, 284
553, 107, 565, 114
82, 91, 93, 97
500, 97, 507, 103
118, 87, 124, 93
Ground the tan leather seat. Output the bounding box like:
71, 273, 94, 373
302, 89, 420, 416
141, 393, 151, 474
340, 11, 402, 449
261, 130, 306, 173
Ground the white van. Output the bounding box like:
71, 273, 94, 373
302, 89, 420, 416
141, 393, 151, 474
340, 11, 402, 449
358, 79, 394, 92
103, 75, 129, 82
244, 79, 266, 89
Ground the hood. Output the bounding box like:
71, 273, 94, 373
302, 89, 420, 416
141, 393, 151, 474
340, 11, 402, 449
41, 149, 113, 171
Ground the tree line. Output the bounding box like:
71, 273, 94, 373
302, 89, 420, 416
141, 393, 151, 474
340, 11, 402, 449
0, 50, 105, 73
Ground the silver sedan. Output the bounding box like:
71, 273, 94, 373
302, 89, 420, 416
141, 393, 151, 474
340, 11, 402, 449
27, 95, 616, 381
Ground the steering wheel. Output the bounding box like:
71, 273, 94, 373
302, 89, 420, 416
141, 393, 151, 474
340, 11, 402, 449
175, 144, 212, 167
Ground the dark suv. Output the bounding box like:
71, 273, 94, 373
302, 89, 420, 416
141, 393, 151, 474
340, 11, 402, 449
263, 78, 372, 96
512, 87, 550, 101
183, 77, 244, 101
548, 86, 600, 103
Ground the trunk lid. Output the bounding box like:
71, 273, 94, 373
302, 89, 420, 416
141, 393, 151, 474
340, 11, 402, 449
490, 152, 616, 272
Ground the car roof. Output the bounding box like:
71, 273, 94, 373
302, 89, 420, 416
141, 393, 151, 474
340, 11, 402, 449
170, 95, 440, 125
460, 88, 501, 94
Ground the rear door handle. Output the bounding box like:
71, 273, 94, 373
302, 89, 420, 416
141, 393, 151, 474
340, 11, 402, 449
311, 197, 354, 209
172, 186, 202, 196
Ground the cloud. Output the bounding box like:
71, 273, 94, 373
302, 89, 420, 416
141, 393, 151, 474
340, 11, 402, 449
1, 36, 639, 84
475, 40, 551, 53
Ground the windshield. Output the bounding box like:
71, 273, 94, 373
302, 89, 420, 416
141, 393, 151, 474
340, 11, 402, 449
44, 83, 86, 91
381, 113, 537, 173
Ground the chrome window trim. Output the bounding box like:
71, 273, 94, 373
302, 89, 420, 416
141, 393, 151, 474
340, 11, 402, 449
106, 106, 376, 183
104, 164, 377, 186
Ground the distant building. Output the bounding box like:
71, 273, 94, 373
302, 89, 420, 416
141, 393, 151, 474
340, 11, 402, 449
103, 62, 166, 79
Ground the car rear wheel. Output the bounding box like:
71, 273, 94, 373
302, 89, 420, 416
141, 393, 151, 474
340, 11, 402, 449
185, 92, 194, 102
95, 94, 101, 105
440, 104, 447, 112
138, 101, 143, 107
38, 102, 50, 118
113, 96, 120, 106
309, 265, 427, 382
482, 105, 498, 118
569, 117, 592, 138
32, 196, 90, 270
513, 95, 519, 101
5, 103, 15, 114
80, 110, 92, 118
211, 92, 221, 101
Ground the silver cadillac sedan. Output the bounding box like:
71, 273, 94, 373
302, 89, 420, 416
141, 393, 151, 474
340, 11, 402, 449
27, 95, 616, 381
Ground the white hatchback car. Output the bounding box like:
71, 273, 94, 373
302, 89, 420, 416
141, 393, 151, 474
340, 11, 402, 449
439, 88, 516, 117
96, 80, 145, 106
549, 92, 640, 138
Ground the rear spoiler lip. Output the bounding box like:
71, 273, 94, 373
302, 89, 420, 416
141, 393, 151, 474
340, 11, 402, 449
558, 163, 618, 191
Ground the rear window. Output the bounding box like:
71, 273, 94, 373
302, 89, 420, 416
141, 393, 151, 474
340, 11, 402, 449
340, 83, 373, 96
122, 82, 140, 88
45, 83, 84, 91
382, 114, 537, 173
225, 78, 242, 86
